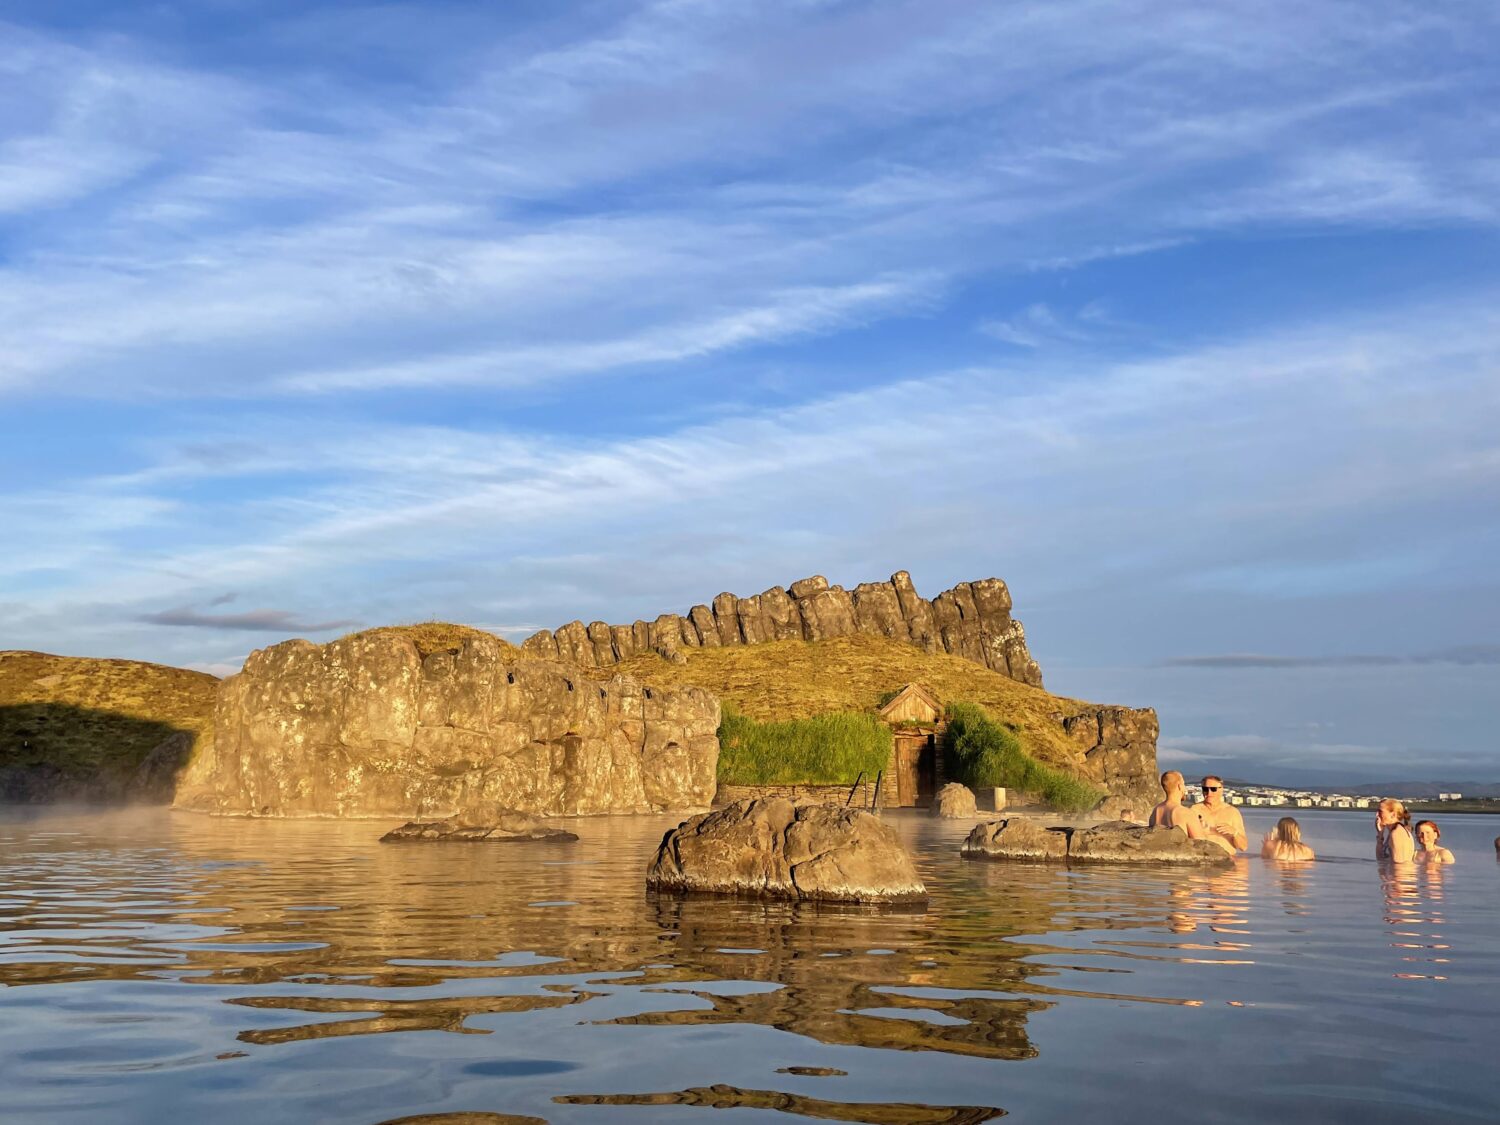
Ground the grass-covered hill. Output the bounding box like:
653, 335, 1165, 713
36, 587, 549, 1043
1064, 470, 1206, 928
615, 632, 1099, 771
0, 650, 220, 800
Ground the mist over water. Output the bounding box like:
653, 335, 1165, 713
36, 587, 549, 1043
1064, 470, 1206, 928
1, 807, 1497, 1123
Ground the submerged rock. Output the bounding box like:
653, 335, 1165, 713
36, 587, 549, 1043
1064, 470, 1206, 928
646, 797, 927, 904
933, 782, 978, 819
381, 808, 578, 844
962, 817, 1230, 865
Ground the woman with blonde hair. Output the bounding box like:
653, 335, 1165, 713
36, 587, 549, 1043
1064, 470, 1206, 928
1414, 820, 1455, 865
1375, 798, 1414, 862
1261, 816, 1315, 861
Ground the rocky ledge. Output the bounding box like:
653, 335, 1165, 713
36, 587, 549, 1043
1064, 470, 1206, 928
646, 797, 927, 904
961, 818, 1232, 864
381, 807, 577, 843
523, 570, 1043, 687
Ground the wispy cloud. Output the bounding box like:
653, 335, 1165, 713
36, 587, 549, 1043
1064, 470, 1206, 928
2, 3, 1496, 399
137, 606, 358, 633
1164, 646, 1500, 669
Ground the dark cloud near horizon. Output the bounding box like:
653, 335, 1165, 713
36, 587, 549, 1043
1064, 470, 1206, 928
139, 606, 357, 633
1163, 645, 1500, 670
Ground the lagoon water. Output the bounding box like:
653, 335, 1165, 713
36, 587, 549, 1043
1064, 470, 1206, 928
2, 807, 1498, 1124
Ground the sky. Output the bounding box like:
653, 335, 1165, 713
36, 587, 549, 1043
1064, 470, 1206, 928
3, 0, 1498, 785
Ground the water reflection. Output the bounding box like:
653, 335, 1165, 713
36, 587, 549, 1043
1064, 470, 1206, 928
3, 808, 1498, 1125
555, 1084, 1004, 1122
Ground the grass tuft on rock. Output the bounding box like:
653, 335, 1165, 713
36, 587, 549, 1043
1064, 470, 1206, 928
942, 702, 1103, 812
717, 705, 892, 786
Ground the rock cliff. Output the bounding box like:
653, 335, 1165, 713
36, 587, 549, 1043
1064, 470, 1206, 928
1066, 706, 1160, 809
522, 571, 1043, 687
174, 630, 720, 818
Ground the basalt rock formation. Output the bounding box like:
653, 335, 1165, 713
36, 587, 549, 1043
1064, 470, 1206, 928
175, 630, 719, 818
646, 797, 927, 904
523, 571, 1043, 687
1068, 706, 1160, 809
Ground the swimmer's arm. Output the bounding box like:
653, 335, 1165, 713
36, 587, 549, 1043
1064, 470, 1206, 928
1228, 813, 1248, 853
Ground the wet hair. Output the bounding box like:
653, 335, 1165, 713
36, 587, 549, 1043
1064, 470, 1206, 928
1378, 798, 1411, 828
1415, 820, 1440, 843
1160, 769, 1184, 794
1201, 774, 1224, 788
1274, 817, 1302, 845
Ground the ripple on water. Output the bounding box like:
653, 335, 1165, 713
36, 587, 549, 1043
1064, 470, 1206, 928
0, 807, 1497, 1125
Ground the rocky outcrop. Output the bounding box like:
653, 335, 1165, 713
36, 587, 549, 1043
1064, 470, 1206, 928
522, 571, 1043, 687
646, 797, 927, 904
934, 782, 978, 819
962, 818, 1231, 865
175, 630, 719, 818
1063, 706, 1159, 808
381, 808, 578, 843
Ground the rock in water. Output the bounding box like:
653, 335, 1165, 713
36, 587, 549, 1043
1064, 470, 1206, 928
646, 798, 927, 904
381, 808, 577, 843
961, 818, 1068, 860
1067, 823, 1231, 864
961, 818, 1230, 864
933, 782, 978, 818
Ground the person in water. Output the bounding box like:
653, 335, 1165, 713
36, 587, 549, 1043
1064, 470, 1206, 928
1195, 774, 1247, 855
1149, 770, 1214, 844
1261, 817, 1315, 862
1375, 798, 1415, 862
1414, 821, 1455, 865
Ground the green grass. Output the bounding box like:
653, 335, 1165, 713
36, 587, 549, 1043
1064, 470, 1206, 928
943, 701, 1103, 812
717, 704, 892, 786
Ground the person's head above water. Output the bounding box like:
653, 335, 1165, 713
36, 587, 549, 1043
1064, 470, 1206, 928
1377, 798, 1410, 828
1415, 821, 1443, 848
1274, 817, 1303, 845
1159, 770, 1185, 797
1201, 775, 1225, 806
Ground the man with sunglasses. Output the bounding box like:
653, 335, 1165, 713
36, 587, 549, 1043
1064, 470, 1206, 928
1197, 776, 1247, 855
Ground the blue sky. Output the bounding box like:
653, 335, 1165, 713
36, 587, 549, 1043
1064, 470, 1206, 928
3, 0, 1499, 784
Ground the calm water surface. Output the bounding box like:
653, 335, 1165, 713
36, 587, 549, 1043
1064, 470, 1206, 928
2, 807, 1497, 1124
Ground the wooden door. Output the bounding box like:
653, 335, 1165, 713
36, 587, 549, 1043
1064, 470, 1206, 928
894, 733, 923, 807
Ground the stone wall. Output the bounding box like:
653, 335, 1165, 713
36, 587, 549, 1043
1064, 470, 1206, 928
175, 631, 720, 818
714, 779, 893, 810
522, 571, 1043, 687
